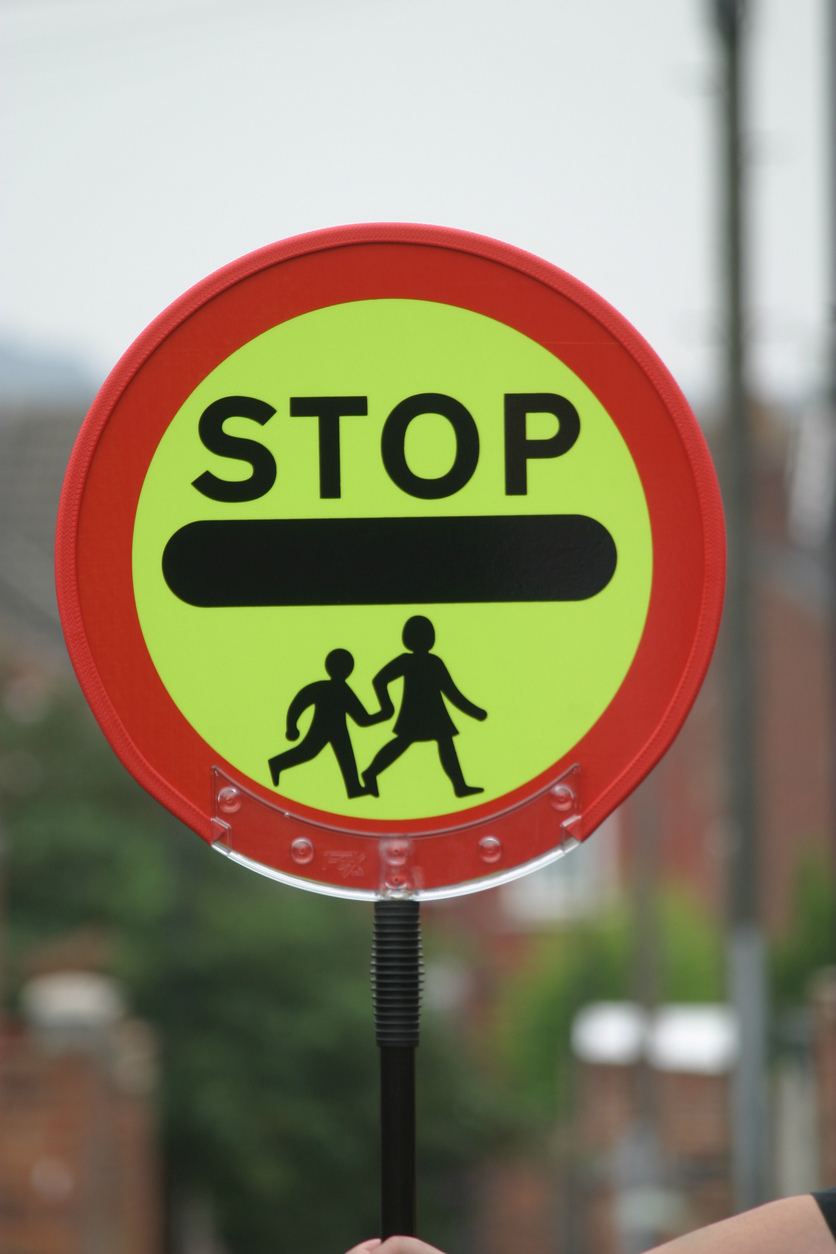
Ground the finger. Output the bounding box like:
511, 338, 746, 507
343, 1241, 382, 1254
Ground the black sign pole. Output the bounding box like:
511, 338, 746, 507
371, 897, 423, 1239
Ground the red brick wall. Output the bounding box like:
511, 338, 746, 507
620, 574, 834, 936
0, 1021, 162, 1254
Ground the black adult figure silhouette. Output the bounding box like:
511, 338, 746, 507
268, 649, 385, 798
362, 616, 487, 798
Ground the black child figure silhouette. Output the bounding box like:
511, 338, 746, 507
268, 648, 385, 798
362, 615, 487, 798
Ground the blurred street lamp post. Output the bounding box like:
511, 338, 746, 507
712, 0, 770, 1211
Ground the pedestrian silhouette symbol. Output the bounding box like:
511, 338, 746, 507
268, 648, 385, 798
267, 620, 487, 800
363, 616, 487, 798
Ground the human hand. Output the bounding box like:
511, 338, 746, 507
344, 1239, 447, 1254
286, 726, 300, 741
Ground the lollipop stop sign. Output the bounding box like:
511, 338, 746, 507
57, 224, 723, 902
56, 224, 724, 1238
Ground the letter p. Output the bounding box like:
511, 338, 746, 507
504, 393, 580, 495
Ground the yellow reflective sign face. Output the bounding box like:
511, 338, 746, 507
133, 298, 652, 822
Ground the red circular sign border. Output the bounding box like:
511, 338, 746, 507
56, 222, 725, 894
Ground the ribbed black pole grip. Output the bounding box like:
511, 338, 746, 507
371, 899, 423, 1047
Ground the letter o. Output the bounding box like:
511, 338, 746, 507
381, 393, 479, 499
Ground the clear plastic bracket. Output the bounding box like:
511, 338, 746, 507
210, 762, 582, 902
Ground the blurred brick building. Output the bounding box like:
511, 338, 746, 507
626, 403, 835, 932
569, 1003, 735, 1254
0, 934, 162, 1254
0, 367, 163, 1253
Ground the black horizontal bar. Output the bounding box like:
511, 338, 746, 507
162, 515, 617, 607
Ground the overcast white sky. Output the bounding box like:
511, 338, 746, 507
0, 0, 828, 405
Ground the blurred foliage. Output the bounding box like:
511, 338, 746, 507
772, 851, 836, 1010
495, 848, 836, 1125
0, 668, 510, 1253
494, 890, 724, 1120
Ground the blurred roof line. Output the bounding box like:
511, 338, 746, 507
0, 338, 97, 410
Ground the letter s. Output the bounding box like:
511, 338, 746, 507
192, 396, 277, 503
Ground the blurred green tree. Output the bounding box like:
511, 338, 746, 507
495, 890, 724, 1121
772, 851, 836, 1010
0, 669, 506, 1253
